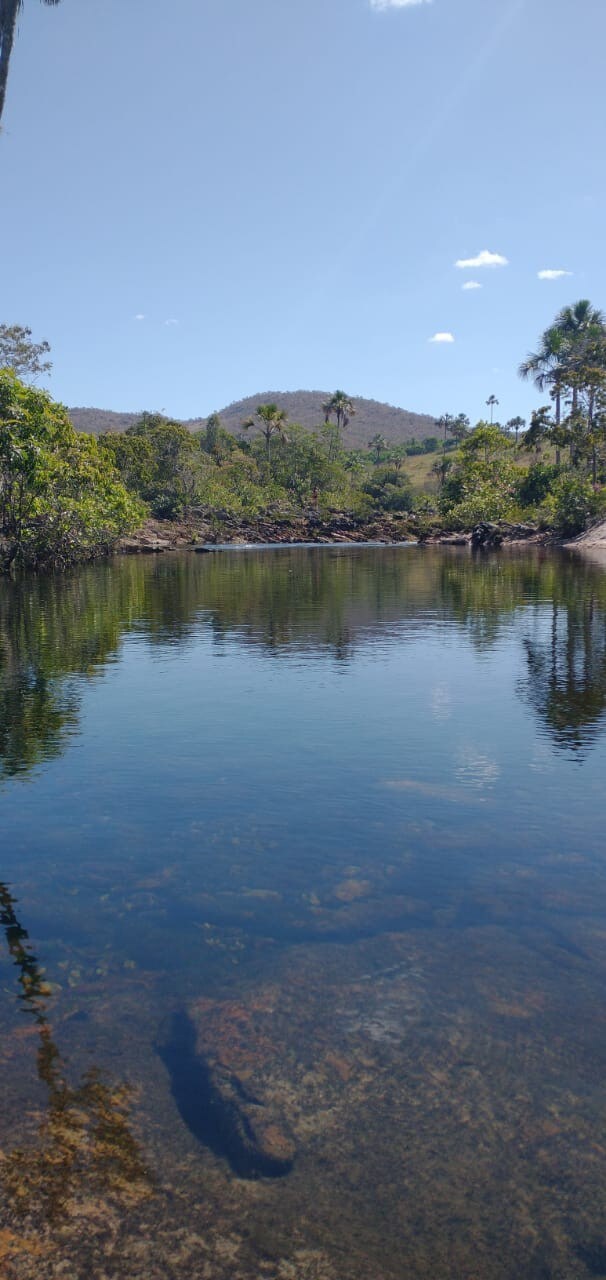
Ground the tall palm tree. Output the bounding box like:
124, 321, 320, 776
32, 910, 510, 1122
437, 413, 455, 446
486, 395, 499, 424
0, 0, 61, 125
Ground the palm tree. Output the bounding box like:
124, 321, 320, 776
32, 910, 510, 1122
506, 416, 526, 446
520, 302, 605, 432
486, 395, 499, 424
0, 0, 61, 126
368, 433, 387, 465
436, 414, 455, 447
322, 390, 355, 433
243, 403, 288, 478
519, 325, 565, 418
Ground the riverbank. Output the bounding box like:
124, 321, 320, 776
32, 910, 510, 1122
117, 514, 560, 554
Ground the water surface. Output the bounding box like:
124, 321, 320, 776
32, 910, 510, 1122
1, 546, 606, 1279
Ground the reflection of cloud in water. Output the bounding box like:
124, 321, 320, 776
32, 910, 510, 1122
382, 778, 483, 804
529, 741, 555, 774
454, 744, 500, 791
430, 682, 453, 722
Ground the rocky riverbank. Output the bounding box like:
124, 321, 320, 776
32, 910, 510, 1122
117, 514, 557, 554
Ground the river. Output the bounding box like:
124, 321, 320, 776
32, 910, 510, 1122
1, 546, 606, 1279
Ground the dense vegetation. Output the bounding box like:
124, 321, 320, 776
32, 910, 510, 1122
1, 299, 606, 573
0, 371, 143, 571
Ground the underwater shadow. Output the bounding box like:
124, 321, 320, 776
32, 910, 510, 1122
157, 1010, 293, 1180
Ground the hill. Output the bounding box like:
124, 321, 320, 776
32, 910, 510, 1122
67, 407, 205, 435
211, 392, 436, 447
68, 392, 437, 447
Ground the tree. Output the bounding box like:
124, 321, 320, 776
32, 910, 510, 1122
121, 413, 200, 516
269, 424, 339, 505
524, 406, 552, 456
0, 0, 61, 125
506, 416, 526, 445
0, 324, 52, 379
199, 412, 233, 464
322, 392, 355, 461
437, 413, 469, 447
437, 414, 455, 446
323, 390, 355, 433
519, 325, 567, 427
439, 425, 516, 525
243, 403, 288, 479
0, 371, 143, 570
520, 302, 606, 456
450, 413, 471, 444
431, 455, 453, 488
486, 395, 499, 424
368, 433, 388, 465
386, 443, 408, 473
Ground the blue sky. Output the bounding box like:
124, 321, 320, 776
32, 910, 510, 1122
2, 0, 605, 424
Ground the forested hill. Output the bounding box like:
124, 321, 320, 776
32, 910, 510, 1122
211, 392, 436, 446
68, 392, 437, 446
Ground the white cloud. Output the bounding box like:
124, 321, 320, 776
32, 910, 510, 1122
462, 281, 482, 291
429, 332, 455, 344
164, 318, 179, 326
455, 249, 508, 269
370, 0, 431, 8
538, 269, 572, 280
134, 313, 146, 321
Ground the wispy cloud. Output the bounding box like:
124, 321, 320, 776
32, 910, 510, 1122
455, 249, 508, 269
462, 281, 482, 291
164, 318, 179, 326
370, 0, 431, 8
538, 269, 572, 281
429, 332, 455, 344
134, 313, 146, 321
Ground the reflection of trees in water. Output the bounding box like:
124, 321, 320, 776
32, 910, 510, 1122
439, 552, 606, 754
3, 548, 606, 777
0, 883, 151, 1224
521, 592, 606, 755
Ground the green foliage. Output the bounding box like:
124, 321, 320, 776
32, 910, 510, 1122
0, 372, 143, 571
439, 425, 517, 525
540, 473, 600, 536
197, 412, 235, 463
0, 324, 52, 380
102, 414, 200, 518
516, 462, 560, 507
264, 425, 343, 504
242, 403, 288, 479
362, 464, 414, 513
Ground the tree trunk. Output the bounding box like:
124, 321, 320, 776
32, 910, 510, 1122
0, 0, 20, 125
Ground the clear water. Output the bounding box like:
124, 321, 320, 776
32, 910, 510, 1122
1, 546, 606, 1279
